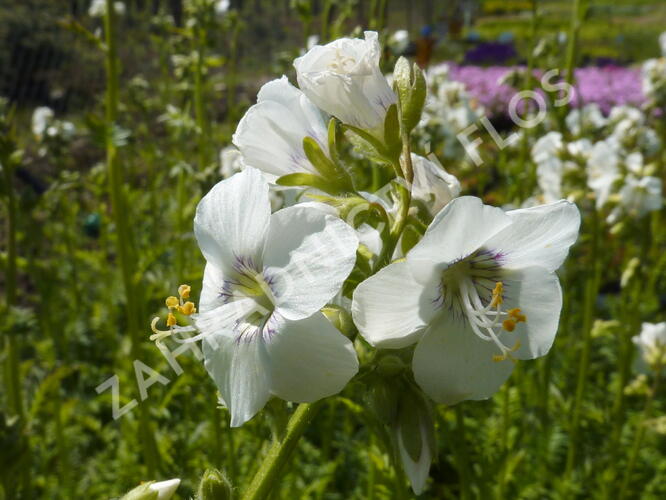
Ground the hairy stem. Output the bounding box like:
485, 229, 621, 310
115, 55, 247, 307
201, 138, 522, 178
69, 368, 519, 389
242, 401, 324, 500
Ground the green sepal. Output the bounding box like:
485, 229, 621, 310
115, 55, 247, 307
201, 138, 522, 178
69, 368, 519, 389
198, 468, 233, 500
303, 136, 339, 179
121, 483, 159, 500
303, 135, 353, 191
343, 124, 393, 164
367, 381, 399, 426
400, 224, 421, 256
383, 104, 402, 162
393, 57, 427, 135
276, 172, 338, 194
398, 392, 423, 462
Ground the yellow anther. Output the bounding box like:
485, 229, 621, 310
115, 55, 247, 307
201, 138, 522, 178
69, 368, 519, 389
166, 312, 177, 327
508, 308, 526, 323
492, 342, 521, 363
166, 296, 179, 309
490, 282, 504, 307
178, 284, 191, 299
179, 301, 196, 316
503, 319, 517, 332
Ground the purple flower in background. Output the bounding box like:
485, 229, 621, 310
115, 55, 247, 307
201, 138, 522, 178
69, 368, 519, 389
463, 42, 518, 65
446, 64, 645, 116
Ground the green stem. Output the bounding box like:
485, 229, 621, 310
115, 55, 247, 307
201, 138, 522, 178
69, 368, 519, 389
242, 401, 324, 500
2, 155, 22, 419
618, 364, 661, 499
565, 208, 600, 476
564, 0, 584, 86
454, 406, 472, 500
104, 0, 158, 476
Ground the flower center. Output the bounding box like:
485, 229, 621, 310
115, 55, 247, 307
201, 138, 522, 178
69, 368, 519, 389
220, 255, 277, 343
327, 48, 357, 73
435, 250, 526, 361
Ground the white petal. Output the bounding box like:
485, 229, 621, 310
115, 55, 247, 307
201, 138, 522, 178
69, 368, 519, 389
352, 261, 437, 348
407, 197, 512, 283
233, 78, 328, 178
194, 168, 270, 273
266, 313, 358, 402
413, 317, 515, 405
263, 206, 358, 320
149, 479, 180, 500
500, 266, 563, 360
203, 332, 271, 427
485, 200, 580, 273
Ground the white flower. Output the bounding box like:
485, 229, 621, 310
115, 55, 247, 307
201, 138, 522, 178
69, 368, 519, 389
608, 175, 662, 223
536, 158, 564, 203
306, 35, 319, 50
214, 0, 230, 16
31, 107, 54, 138
389, 29, 410, 54
219, 146, 244, 179
625, 152, 644, 175
233, 76, 329, 182
587, 140, 620, 209
531, 132, 562, 164
660, 32, 666, 56
193, 168, 359, 426
565, 104, 606, 136
293, 31, 396, 131
352, 197, 580, 405
88, 0, 125, 17
633, 322, 666, 368
149, 479, 180, 500
410, 154, 460, 216
567, 138, 593, 159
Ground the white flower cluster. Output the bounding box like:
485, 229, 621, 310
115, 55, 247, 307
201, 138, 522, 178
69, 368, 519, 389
167, 32, 580, 494
88, 0, 126, 18
31, 106, 76, 156
641, 31, 666, 109
530, 103, 663, 223
417, 63, 484, 160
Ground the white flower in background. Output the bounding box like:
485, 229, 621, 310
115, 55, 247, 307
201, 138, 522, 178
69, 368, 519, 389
88, 0, 125, 17
294, 31, 396, 131
565, 104, 606, 136
625, 152, 644, 175
531, 131, 562, 164
633, 322, 666, 369
389, 29, 410, 54
587, 140, 620, 209
660, 31, 666, 56
149, 479, 180, 500
608, 175, 662, 223
352, 197, 580, 404
567, 138, 593, 159
31, 107, 54, 139
219, 146, 244, 179
306, 35, 320, 50
193, 168, 359, 426
532, 132, 565, 203
233, 76, 329, 182
410, 153, 460, 216
214, 0, 230, 16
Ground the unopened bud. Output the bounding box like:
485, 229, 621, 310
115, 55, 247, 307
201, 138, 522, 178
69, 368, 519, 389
393, 57, 426, 135
198, 468, 233, 500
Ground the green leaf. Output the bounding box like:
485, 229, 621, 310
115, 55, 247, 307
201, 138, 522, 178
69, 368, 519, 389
343, 124, 392, 163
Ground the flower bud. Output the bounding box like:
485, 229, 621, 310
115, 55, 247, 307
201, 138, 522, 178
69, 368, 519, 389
393, 57, 426, 134
122, 479, 180, 500
198, 468, 233, 500
294, 31, 396, 131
